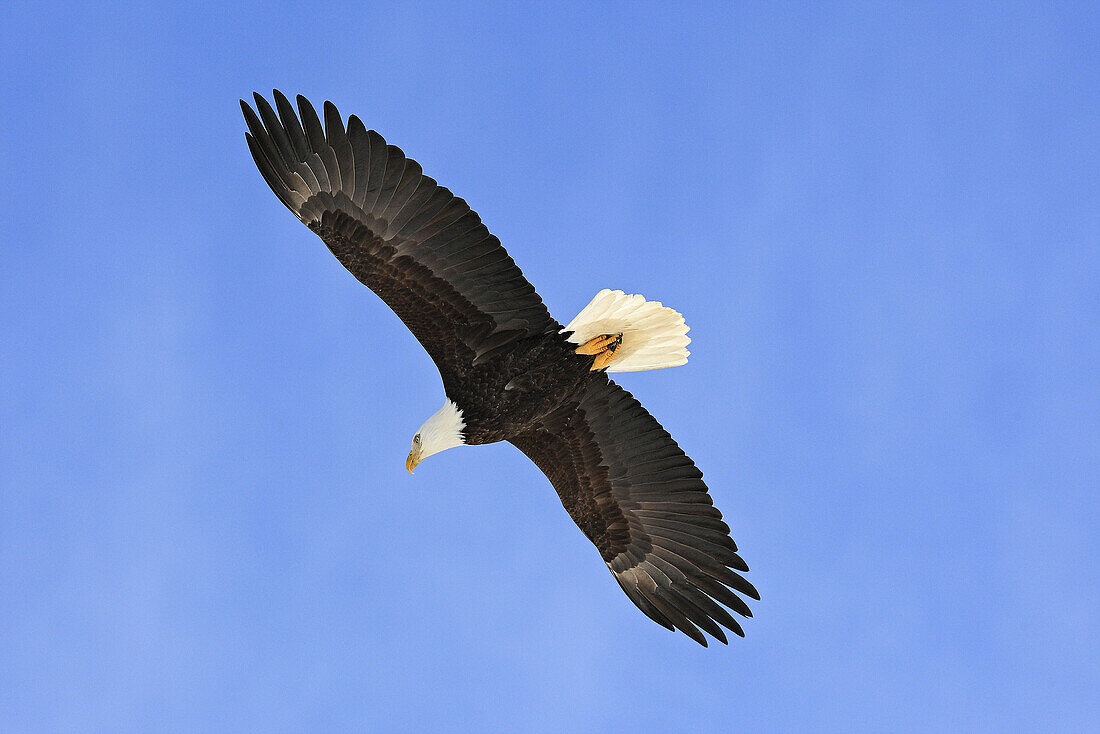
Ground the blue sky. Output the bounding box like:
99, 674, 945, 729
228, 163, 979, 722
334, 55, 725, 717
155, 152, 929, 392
2, 1, 1097, 731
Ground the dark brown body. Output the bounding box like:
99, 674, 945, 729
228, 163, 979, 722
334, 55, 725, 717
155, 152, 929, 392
442, 331, 599, 444
313, 212, 600, 445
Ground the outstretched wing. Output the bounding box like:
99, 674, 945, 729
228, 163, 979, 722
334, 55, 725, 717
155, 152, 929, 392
509, 375, 758, 646
241, 91, 556, 381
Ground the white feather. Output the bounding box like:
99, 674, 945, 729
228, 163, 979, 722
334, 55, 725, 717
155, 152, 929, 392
562, 289, 691, 372
413, 400, 466, 460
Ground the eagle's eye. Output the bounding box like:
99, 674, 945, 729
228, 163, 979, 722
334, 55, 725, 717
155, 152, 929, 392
414, 434, 421, 446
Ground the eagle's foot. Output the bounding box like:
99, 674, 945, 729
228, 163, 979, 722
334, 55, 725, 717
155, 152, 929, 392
576, 333, 624, 370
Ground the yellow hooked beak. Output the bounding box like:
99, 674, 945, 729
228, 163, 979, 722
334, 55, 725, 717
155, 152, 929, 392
406, 450, 420, 474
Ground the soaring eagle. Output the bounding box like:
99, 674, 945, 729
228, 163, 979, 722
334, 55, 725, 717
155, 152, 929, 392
242, 92, 758, 646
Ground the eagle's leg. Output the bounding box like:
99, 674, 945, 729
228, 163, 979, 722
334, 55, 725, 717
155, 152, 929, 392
574, 333, 618, 355
576, 333, 624, 370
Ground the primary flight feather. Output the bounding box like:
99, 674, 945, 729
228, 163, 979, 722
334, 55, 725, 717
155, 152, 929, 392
242, 91, 758, 646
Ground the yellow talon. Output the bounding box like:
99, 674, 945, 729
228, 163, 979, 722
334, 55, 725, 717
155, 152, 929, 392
577, 333, 624, 370
575, 334, 618, 355
591, 349, 617, 370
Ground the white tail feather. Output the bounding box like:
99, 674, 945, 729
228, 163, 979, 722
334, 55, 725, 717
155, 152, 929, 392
563, 289, 691, 372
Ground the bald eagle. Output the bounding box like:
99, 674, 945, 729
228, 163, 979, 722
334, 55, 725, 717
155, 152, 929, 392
242, 92, 758, 646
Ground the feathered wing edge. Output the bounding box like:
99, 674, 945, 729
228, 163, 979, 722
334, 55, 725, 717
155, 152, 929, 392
240, 91, 556, 371
510, 375, 758, 646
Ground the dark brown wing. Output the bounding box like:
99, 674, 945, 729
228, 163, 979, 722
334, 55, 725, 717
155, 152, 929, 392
509, 375, 758, 646
241, 91, 556, 382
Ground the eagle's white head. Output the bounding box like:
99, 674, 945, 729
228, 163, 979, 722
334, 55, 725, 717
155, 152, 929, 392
406, 400, 466, 473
